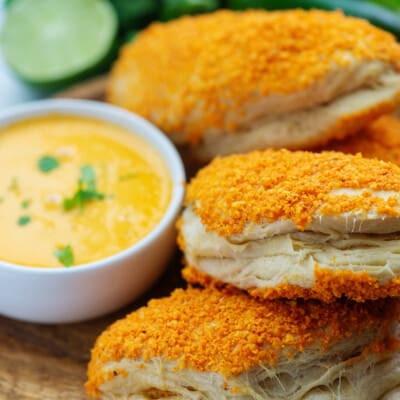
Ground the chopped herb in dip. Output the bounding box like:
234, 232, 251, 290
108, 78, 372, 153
54, 245, 74, 267
21, 199, 31, 209
63, 165, 105, 211
18, 215, 31, 226
38, 155, 59, 173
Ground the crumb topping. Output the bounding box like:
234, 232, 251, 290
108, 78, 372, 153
322, 115, 400, 165
182, 265, 400, 302
185, 150, 400, 236
86, 287, 395, 395
107, 9, 400, 140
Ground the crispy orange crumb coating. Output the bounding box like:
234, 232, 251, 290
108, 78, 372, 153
310, 100, 400, 150
86, 287, 397, 397
185, 150, 400, 236
107, 10, 400, 141
182, 265, 400, 303
321, 115, 400, 165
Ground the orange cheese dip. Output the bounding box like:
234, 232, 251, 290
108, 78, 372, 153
0, 115, 171, 267
86, 287, 397, 396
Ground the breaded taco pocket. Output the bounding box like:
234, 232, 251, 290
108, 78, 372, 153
86, 287, 400, 399
108, 10, 400, 160
180, 150, 400, 302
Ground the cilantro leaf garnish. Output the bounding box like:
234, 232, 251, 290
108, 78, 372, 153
18, 215, 31, 226
63, 165, 105, 211
54, 245, 74, 267
80, 165, 96, 191
21, 199, 31, 209
38, 155, 59, 173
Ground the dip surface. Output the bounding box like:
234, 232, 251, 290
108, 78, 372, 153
0, 115, 171, 267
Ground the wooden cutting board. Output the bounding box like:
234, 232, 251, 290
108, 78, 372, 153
0, 251, 185, 399
0, 76, 186, 399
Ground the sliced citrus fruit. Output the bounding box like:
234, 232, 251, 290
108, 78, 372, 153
1, 0, 117, 87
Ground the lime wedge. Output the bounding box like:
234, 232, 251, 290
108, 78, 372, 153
1, 0, 117, 87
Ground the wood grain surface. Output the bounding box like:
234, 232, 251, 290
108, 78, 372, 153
54, 75, 107, 101
0, 248, 185, 399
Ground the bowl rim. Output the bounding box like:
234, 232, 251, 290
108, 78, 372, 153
0, 99, 185, 275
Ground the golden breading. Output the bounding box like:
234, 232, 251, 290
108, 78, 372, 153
107, 10, 400, 160
320, 115, 400, 165
179, 150, 400, 301
86, 287, 399, 399
182, 265, 400, 303
185, 150, 400, 235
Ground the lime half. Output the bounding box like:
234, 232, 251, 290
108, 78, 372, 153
1, 0, 117, 87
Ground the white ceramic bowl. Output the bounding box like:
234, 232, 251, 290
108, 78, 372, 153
0, 99, 185, 324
